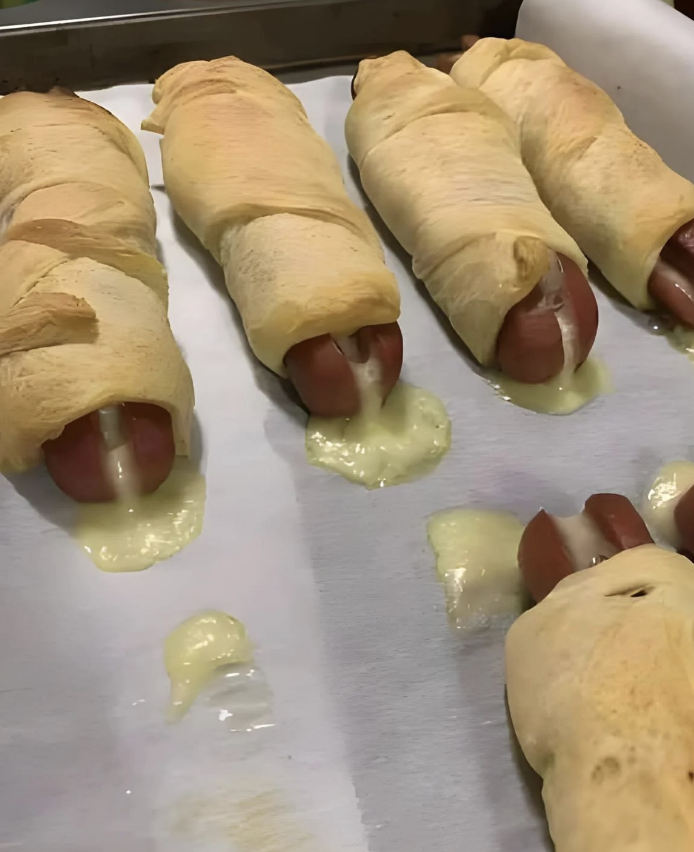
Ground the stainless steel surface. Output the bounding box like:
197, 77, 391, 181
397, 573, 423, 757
0, 0, 363, 27
0, 0, 519, 92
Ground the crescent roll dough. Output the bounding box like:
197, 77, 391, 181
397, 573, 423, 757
0, 89, 193, 473
451, 38, 694, 311
345, 51, 586, 366
142, 57, 399, 375
507, 545, 694, 852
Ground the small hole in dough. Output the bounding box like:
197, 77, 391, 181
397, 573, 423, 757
606, 585, 653, 599
629, 588, 651, 598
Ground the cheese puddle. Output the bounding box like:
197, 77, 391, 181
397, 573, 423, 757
306, 336, 450, 488
427, 508, 525, 629
306, 374, 450, 489
489, 357, 610, 415
164, 610, 254, 722
642, 460, 694, 548
76, 456, 206, 572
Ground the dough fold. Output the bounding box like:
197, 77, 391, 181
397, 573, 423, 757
143, 57, 400, 375
346, 51, 586, 366
0, 89, 193, 472
507, 545, 694, 852
451, 38, 694, 310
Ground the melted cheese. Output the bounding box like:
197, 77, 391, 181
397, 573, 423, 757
164, 610, 253, 722
553, 513, 617, 569
489, 357, 610, 415
97, 406, 140, 499
642, 460, 694, 548
306, 379, 450, 489
427, 508, 525, 629
76, 457, 205, 572
543, 252, 579, 373
489, 255, 610, 414
306, 337, 450, 487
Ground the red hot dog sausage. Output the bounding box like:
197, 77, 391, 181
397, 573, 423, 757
42, 403, 175, 503
350, 69, 597, 386
518, 494, 654, 602
648, 221, 694, 327
583, 493, 654, 552
496, 254, 599, 384
436, 54, 461, 76
517, 509, 575, 604
435, 36, 480, 75
674, 484, 694, 556
284, 322, 403, 418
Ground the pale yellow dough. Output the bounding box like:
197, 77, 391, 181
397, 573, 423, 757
346, 51, 586, 366
451, 38, 694, 310
0, 89, 193, 471
143, 57, 400, 375
506, 545, 694, 852
0, 89, 194, 472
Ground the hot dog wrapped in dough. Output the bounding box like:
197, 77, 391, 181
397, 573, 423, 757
451, 38, 694, 327
143, 57, 402, 417
346, 51, 597, 385
0, 89, 194, 502
518, 492, 655, 603
507, 545, 694, 851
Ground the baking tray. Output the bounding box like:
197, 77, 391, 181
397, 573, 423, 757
0, 0, 521, 93
4, 0, 693, 850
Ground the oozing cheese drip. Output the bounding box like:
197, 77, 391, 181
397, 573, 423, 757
642, 460, 694, 548
98, 405, 139, 500
306, 337, 451, 489
491, 255, 611, 414
74, 406, 205, 571
543, 252, 579, 377
553, 513, 618, 570
427, 508, 525, 629
651, 260, 694, 362
490, 358, 610, 415
76, 444, 205, 573
164, 610, 254, 722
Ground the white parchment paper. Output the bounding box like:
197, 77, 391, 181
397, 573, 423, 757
2, 4, 694, 846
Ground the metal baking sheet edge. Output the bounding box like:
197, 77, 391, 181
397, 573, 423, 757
0, 0, 521, 93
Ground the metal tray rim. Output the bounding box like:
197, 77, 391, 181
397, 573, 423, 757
0, 0, 362, 34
